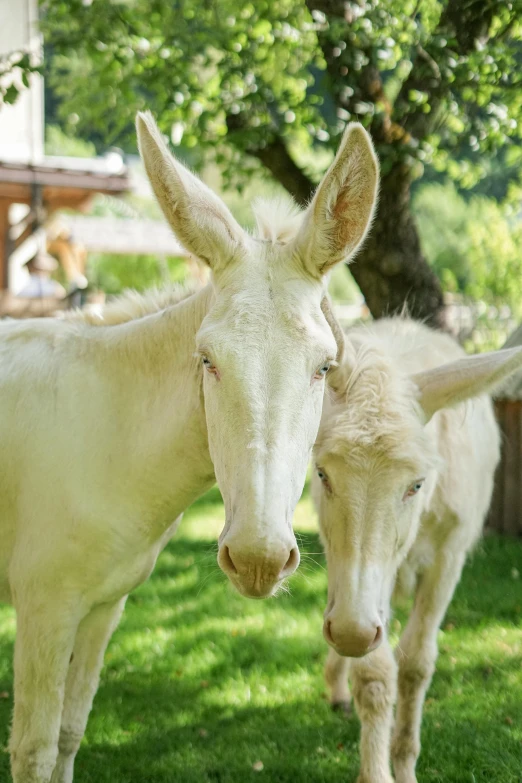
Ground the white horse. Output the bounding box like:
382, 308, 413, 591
0, 112, 378, 783
312, 316, 522, 783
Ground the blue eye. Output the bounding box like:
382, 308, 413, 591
314, 363, 331, 380
316, 467, 332, 492
403, 479, 425, 500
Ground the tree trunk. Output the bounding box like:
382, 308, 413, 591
252, 148, 446, 327
349, 166, 446, 329
229, 107, 446, 327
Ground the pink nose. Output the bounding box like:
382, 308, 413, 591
323, 616, 383, 657
218, 542, 300, 598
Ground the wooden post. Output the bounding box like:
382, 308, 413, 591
488, 399, 522, 536
488, 401, 505, 533
0, 200, 10, 290
503, 400, 522, 536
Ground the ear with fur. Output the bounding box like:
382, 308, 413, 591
136, 111, 246, 268
412, 347, 522, 421
293, 123, 379, 277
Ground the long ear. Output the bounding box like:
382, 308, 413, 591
293, 123, 379, 277
412, 347, 522, 421
136, 112, 246, 268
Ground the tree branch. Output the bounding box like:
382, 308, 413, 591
304, 0, 404, 146
226, 113, 315, 206
392, 0, 498, 139
249, 139, 315, 207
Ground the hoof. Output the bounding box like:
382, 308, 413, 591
331, 699, 352, 716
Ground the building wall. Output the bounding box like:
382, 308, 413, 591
0, 0, 44, 162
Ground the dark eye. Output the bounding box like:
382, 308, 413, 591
313, 362, 331, 381
403, 478, 425, 501
316, 466, 332, 492
202, 356, 219, 377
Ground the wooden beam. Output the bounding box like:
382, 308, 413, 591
44, 191, 93, 211
0, 201, 10, 290
0, 164, 129, 193
0, 183, 32, 203
0, 183, 121, 206
0, 292, 67, 318
11, 211, 37, 250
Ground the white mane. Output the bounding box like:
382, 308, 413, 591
320, 338, 436, 471
63, 282, 199, 326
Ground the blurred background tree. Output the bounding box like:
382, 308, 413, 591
13, 0, 522, 327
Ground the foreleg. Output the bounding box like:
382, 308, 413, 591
51, 598, 127, 783
10, 601, 79, 783
350, 637, 397, 783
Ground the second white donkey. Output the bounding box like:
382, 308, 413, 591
312, 315, 522, 783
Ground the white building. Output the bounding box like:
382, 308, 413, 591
0, 0, 44, 163
0, 0, 130, 303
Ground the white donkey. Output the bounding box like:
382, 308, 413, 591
0, 112, 378, 783
312, 316, 522, 783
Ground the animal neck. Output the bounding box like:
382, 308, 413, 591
94, 284, 216, 533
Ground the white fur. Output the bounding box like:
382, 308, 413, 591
313, 317, 522, 783
253, 196, 304, 244
1, 111, 378, 783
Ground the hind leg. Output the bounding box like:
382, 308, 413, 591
392, 545, 466, 783
325, 647, 351, 714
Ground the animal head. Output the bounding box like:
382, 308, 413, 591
314, 336, 522, 656
137, 111, 378, 598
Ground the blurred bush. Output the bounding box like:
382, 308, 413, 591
414, 182, 522, 348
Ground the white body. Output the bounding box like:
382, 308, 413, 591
313, 318, 522, 783
0, 111, 379, 783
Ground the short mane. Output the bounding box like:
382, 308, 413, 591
318, 325, 442, 471
63, 283, 199, 326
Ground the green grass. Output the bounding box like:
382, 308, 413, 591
1, 486, 521, 782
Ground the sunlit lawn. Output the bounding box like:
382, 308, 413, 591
0, 486, 521, 782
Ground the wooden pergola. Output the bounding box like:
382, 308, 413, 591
0, 157, 130, 291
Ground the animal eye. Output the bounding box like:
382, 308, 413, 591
316, 467, 332, 492
403, 478, 425, 501
201, 356, 219, 377
314, 362, 331, 381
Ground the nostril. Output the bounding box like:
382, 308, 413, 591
220, 545, 237, 574
323, 618, 334, 645
371, 624, 383, 648
279, 546, 300, 579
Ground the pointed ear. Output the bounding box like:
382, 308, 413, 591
412, 347, 522, 421
293, 123, 379, 277
136, 111, 246, 268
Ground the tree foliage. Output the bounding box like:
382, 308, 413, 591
17, 0, 522, 324
414, 182, 522, 317
40, 0, 522, 188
